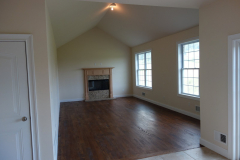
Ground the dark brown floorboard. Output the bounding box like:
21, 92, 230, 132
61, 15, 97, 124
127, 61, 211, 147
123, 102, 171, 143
57, 97, 200, 160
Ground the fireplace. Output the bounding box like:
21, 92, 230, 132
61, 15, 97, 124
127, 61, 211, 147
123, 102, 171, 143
83, 68, 114, 101
89, 79, 109, 91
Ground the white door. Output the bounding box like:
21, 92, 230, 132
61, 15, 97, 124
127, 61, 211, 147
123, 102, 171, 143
0, 42, 32, 160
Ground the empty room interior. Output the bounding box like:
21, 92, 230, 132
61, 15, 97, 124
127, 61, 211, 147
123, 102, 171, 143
1, 0, 240, 160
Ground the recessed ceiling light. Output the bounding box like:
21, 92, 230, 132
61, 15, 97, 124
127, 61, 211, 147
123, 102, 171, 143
109, 3, 116, 11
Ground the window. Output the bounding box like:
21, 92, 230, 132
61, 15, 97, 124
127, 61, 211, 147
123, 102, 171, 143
135, 51, 152, 89
178, 39, 200, 99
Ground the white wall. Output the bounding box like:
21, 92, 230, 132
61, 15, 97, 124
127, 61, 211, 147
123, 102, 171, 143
46, 7, 60, 160
58, 27, 132, 101
132, 26, 200, 117
0, 0, 55, 159
200, 0, 240, 150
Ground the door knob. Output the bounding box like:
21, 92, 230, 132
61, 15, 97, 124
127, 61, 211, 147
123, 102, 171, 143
22, 117, 27, 121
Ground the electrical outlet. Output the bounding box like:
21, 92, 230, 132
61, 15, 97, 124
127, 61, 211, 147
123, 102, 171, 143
142, 92, 145, 96
214, 130, 227, 145
221, 134, 227, 143
195, 106, 200, 112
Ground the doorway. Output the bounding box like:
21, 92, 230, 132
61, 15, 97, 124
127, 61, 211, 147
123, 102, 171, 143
228, 33, 240, 160
0, 34, 39, 160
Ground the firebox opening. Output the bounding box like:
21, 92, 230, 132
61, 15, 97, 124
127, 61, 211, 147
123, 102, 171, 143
88, 79, 109, 91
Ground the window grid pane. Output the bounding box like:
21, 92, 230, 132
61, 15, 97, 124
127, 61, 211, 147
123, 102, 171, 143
146, 52, 151, 69
181, 40, 199, 97
146, 70, 152, 87
182, 42, 200, 69
138, 53, 145, 69
136, 51, 152, 88
182, 68, 199, 95
138, 70, 145, 86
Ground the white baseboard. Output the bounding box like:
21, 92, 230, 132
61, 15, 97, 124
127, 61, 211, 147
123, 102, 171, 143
114, 94, 133, 98
133, 95, 200, 120
54, 101, 61, 160
200, 138, 229, 159
60, 98, 84, 103
60, 95, 133, 103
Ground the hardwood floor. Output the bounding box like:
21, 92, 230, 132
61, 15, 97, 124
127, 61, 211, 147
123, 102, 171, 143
57, 97, 200, 160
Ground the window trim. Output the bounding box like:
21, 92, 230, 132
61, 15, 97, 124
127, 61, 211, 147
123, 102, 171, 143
135, 50, 152, 90
177, 37, 200, 101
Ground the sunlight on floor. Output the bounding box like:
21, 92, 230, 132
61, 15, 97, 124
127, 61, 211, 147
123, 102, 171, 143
139, 147, 228, 160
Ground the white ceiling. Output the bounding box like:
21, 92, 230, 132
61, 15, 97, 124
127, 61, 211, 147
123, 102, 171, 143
46, 0, 109, 48
97, 4, 199, 47
47, 0, 200, 48
78, 0, 216, 9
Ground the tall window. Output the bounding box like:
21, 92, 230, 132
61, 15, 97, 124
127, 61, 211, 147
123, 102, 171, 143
178, 39, 200, 99
135, 51, 152, 89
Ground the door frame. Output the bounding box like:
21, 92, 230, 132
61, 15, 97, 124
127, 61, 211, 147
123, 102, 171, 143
228, 33, 240, 160
0, 34, 40, 160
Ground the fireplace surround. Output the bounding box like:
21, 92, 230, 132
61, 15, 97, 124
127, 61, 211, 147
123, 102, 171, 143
83, 68, 114, 101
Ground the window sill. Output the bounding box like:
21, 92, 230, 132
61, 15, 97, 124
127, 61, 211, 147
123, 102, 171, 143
178, 94, 200, 101
136, 86, 152, 90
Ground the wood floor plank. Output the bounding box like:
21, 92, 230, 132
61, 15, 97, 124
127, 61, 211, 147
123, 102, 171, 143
58, 97, 200, 160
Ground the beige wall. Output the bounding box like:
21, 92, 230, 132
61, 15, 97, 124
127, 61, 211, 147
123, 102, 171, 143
200, 0, 240, 150
58, 27, 132, 101
0, 0, 54, 159
132, 26, 200, 116
46, 6, 60, 160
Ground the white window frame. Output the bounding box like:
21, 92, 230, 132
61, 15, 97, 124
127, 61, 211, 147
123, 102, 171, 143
177, 38, 200, 101
135, 50, 152, 90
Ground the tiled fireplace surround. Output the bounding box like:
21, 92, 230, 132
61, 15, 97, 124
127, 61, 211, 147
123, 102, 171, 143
83, 68, 114, 101
88, 75, 110, 100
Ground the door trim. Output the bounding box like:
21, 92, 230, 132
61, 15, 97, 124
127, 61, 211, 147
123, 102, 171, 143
228, 33, 240, 160
0, 34, 40, 160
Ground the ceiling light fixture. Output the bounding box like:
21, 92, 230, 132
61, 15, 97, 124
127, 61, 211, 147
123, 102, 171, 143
109, 3, 116, 11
